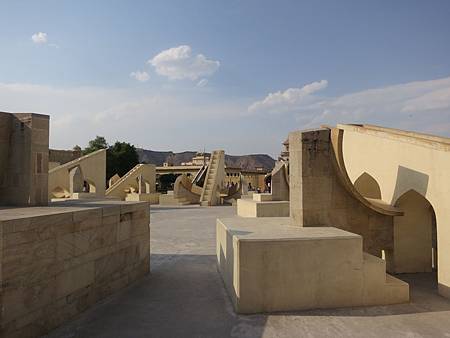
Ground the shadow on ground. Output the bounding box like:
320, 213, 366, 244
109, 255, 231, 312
45, 205, 450, 337
45, 254, 267, 338
270, 272, 450, 318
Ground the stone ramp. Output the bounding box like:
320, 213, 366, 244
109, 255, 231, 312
105, 163, 158, 202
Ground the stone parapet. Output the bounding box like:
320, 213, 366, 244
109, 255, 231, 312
0, 200, 150, 337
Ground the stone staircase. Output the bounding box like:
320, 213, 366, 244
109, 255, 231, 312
106, 164, 143, 195
159, 191, 192, 205
200, 150, 225, 206
362, 253, 409, 305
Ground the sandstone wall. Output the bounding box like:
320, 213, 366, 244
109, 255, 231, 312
0, 201, 150, 337
49, 149, 82, 165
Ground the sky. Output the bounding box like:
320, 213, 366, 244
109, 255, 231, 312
1, 0, 450, 157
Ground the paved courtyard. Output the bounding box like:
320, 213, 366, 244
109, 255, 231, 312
47, 205, 450, 338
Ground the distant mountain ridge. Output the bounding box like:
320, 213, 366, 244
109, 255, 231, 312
137, 149, 275, 171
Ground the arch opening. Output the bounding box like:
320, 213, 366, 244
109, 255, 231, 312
157, 173, 180, 192
354, 172, 382, 199
83, 179, 96, 194
392, 189, 437, 275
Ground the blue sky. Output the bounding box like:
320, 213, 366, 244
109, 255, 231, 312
1, 0, 450, 156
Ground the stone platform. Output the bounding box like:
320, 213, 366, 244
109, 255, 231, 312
159, 191, 192, 206
125, 192, 160, 204
236, 196, 289, 217
216, 217, 409, 314
0, 199, 150, 337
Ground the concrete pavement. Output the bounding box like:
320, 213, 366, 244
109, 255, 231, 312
46, 205, 450, 338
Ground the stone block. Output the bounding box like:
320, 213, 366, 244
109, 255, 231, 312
237, 198, 289, 217
0, 200, 150, 337
252, 193, 273, 202
217, 217, 409, 314
117, 220, 132, 242
56, 262, 95, 299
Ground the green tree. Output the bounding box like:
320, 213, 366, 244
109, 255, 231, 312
107, 141, 139, 179
83, 136, 140, 183
83, 136, 108, 155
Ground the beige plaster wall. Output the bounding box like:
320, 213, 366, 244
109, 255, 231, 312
340, 124, 450, 297
48, 149, 106, 199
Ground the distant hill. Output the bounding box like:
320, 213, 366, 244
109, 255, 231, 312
137, 149, 275, 171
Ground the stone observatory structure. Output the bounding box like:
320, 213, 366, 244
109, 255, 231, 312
48, 149, 107, 200
217, 124, 450, 314
237, 160, 289, 217
106, 163, 160, 204
160, 150, 239, 206
0, 111, 151, 337
335, 124, 450, 297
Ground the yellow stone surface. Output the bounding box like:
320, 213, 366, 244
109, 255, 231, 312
217, 217, 409, 314
236, 198, 289, 217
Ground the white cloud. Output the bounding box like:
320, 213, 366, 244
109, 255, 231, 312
31, 32, 48, 44
0, 82, 245, 151
248, 80, 328, 113
248, 77, 450, 136
196, 78, 208, 87
130, 71, 150, 82
149, 45, 220, 80
1, 77, 449, 158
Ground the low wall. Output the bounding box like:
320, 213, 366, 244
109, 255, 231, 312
125, 192, 160, 204
0, 200, 150, 337
49, 149, 82, 165
236, 198, 289, 217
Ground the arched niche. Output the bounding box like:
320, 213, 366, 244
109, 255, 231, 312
84, 179, 97, 194
69, 166, 83, 194
354, 172, 382, 199
392, 189, 437, 274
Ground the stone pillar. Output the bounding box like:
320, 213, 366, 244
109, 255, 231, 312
288, 128, 393, 258
0, 112, 49, 206
138, 174, 146, 194
289, 128, 333, 226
